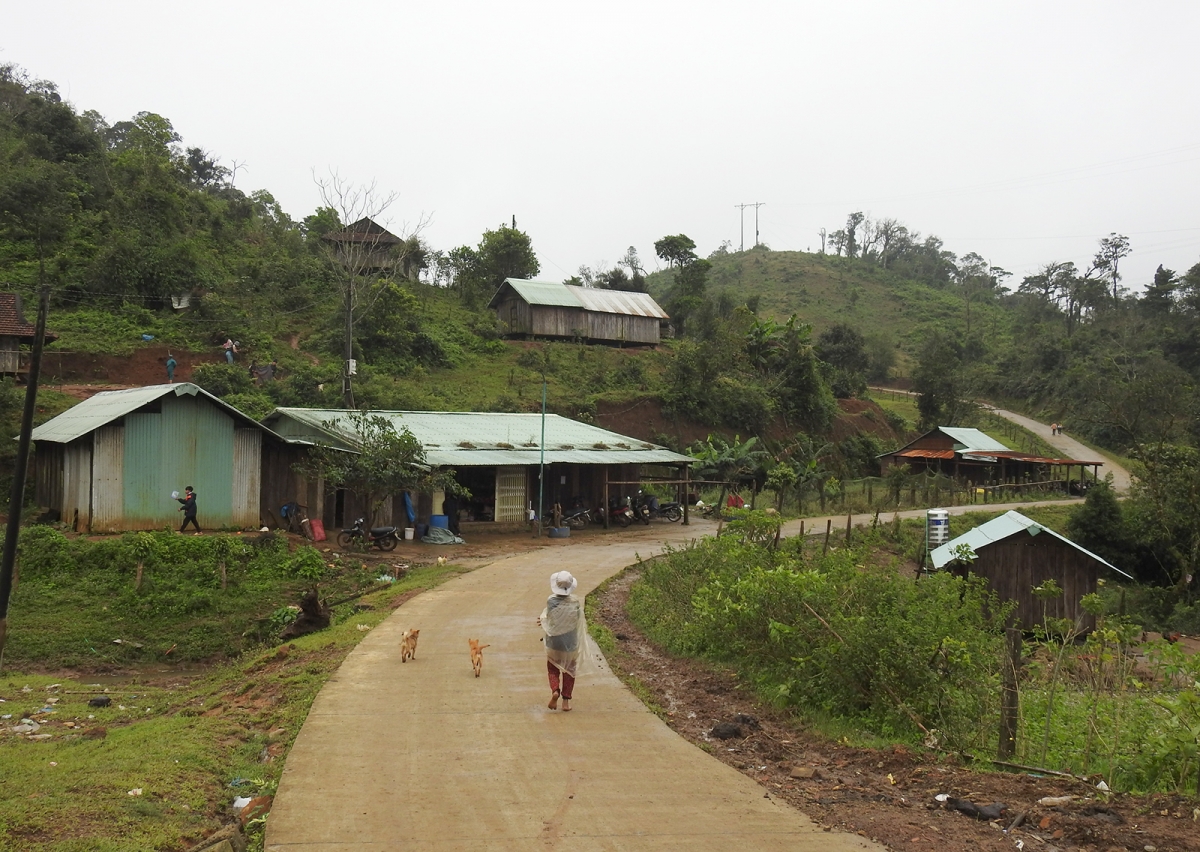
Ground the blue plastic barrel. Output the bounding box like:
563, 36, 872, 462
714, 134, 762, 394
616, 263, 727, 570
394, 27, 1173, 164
429, 514, 449, 529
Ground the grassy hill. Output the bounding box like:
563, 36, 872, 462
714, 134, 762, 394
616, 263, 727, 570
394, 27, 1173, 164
647, 246, 1016, 373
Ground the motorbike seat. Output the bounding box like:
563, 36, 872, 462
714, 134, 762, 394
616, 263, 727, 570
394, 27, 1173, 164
370, 526, 396, 537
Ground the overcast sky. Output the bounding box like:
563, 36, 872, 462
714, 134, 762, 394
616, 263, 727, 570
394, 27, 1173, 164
6, 1, 1200, 290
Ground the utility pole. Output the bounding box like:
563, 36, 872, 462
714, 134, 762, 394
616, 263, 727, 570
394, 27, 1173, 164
0, 278, 50, 671
734, 203, 750, 252
734, 202, 765, 251
819, 228, 827, 255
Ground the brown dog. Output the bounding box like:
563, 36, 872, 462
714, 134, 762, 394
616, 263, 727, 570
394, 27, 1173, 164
400, 628, 420, 663
468, 638, 490, 677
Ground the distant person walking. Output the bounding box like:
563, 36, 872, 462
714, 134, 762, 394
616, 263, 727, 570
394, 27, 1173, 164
222, 337, 237, 364
538, 571, 586, 711
165, 354, 177, 383
177, 486, 201, 533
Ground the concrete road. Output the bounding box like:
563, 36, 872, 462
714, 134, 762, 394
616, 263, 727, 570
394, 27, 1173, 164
265, 527, 880, 851
981, 406, 1132, 493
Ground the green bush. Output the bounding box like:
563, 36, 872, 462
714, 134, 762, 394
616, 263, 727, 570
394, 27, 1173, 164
629, 533, 1010, 748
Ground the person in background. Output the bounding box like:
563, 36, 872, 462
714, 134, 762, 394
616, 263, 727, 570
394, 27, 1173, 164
165, 353, 177, 383
538, 571, 586, 712
177, 486, 201, 533
222, 337, 237, 363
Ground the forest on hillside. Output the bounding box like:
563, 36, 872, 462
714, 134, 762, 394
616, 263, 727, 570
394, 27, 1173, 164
2, 63, 1199, 604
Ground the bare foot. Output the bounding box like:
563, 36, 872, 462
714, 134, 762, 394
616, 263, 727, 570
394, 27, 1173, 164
548, 690, 559, 710
561, 698, 571, 712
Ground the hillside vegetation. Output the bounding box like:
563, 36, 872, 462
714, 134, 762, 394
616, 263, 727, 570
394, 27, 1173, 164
3, 61, 1200, 595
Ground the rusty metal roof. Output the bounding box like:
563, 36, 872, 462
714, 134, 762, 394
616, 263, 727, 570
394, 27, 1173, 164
488, 278, 669, 319
894, 449, 956, 460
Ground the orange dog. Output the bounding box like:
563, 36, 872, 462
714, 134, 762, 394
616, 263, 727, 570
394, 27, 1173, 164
400, 628, 420, 663
468, 638, 490, 677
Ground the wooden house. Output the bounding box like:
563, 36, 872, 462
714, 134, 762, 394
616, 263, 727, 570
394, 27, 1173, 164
488, 279, 669, 345
931, 510, 1133, 630
321, 218, 404, 272
0, 293, 57, 376
879, 426, 1104, 488
260, 408, 693, 531
31, 383, 285, 532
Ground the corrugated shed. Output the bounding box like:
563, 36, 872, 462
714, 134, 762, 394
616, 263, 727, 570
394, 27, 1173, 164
930, 510, 1132, 579
91, 425, 123, 532
233, 428, 262, 527
261, 409, 692, 467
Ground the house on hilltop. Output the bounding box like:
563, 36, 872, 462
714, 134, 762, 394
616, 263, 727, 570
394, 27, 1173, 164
321, 217, 405, 273
931, 510, 1132, 630
0, 292, 57, 376
31, 383, 284, 532
488, 278, 670, 345
879, 426, 1104, 490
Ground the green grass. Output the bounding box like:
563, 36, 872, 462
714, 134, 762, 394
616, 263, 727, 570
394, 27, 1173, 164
0, 559, 470, 852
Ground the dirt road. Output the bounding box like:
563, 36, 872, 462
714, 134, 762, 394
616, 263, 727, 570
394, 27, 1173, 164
265, 527, 881, 851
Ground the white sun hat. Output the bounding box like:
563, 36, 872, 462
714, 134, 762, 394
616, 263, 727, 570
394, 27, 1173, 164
549, 571, 577, 596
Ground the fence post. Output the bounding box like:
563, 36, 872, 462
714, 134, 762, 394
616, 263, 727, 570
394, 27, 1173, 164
998, 626, 1022, 760
845, 513, 852, 544
823, 519, 832, 555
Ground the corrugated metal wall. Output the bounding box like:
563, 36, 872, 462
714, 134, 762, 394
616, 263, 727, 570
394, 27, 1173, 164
585, 312, 659, 344
232, 428, 262, 527
122, 394, 235, 529
64, 441, 92, 532
91, 425, 124, 532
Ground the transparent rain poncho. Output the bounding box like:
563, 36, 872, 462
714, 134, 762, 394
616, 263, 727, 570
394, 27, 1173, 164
540, 594, 587, 678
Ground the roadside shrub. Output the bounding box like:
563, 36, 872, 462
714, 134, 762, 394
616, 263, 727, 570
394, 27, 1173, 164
286, 547, 327, 582
629, 535, 1009, 748
16, 525, 73, 576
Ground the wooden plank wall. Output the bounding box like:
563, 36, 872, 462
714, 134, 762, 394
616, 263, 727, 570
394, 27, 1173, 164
973, 536, 1099, 631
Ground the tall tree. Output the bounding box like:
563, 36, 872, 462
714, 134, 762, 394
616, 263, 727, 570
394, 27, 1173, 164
1092, 232, 1131, 304
653, 234, 697, 269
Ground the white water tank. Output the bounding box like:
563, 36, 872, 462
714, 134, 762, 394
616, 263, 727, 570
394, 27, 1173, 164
927, 508, 950, 547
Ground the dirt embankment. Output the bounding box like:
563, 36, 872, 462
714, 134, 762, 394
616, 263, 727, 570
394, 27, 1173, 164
37, 348, 212, 398
592, 567, 1200, 852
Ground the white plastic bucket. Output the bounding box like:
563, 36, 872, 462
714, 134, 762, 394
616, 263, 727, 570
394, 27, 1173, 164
403, 527, 415, 540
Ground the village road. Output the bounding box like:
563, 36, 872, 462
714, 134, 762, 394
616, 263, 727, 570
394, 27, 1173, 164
980, 406, 1132, 493
264, 525, 882, 852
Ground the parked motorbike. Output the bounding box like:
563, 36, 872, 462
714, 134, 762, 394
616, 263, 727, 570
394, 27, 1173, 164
637, 493, 683, 523
563, 506, 593, 529
336, 517, 401, 551
595, 498, 633, 527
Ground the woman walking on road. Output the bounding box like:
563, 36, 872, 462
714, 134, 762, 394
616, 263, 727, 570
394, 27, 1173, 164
539, 571, 585, 711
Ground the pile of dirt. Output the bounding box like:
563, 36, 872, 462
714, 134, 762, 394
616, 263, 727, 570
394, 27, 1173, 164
592, 568, 1200, 852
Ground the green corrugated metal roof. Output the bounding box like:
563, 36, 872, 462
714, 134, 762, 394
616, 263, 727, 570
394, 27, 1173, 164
492, 278, 585, 308
930, 510, 1133, 579
31, 383, 281, 444
261, 409, 693, 467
